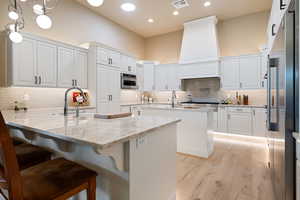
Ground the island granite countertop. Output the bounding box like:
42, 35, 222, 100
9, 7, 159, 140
1, 108, 180, 150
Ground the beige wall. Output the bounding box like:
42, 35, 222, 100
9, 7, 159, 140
144, 11, 269, 63
144, 30, 183, 64
218, 11, 269, 57
0, 0, 145, 58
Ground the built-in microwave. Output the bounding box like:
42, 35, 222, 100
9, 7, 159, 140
121, 73, 138, 89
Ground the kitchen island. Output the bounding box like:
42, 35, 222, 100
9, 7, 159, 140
122, 104, 217, 158
2, 108, 180, 200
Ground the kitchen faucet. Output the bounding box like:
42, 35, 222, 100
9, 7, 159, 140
64, 86, 86, 117
171, 90, 177, 108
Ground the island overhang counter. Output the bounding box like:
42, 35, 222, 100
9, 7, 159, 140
1, 108, 180, 200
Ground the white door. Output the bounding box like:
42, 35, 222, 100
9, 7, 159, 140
109, 68, 121, 113
36, 41, 57, 87
57, 47, 75, 88
239, 55, 261, 89
127, 57, 136, 74
96, 47, 110, 65
108, 50, 121, 68
136, 64, 144, 91
168, 64, 181, 91
155, 65, 169, 91
253, 108, 267, 137
75, 49, 88, 88
121, 55, 128, 72
12, 37, 37, 86
96, 65, 110, 103
227, 112, 252, 135
221, 57, 240, 90
143, 63, 155, 91
217, 107, 227, 132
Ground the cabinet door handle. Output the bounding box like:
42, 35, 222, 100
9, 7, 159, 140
111, 95, 113, 101
280, 0, 286, 10
34, 76, 38, 85
39, 76, 41, 85
75, 80, 78, 86
227, 114, 231, 120
253, 110, 256, 116
262, 81, 265, 88
72, 80, 74, 86
240, 82, 242, 88
128, 66, 131, 71
272, 24, 276, 36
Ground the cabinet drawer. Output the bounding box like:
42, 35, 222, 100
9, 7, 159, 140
227, 112, 252, 136
227, 107, 252, 113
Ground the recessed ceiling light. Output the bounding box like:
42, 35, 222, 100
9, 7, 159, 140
148, 18, 154, 23
87, 0, 104, 7
121, 3, 136, 12
204, 1, 211, 7
173, 10, 179, 16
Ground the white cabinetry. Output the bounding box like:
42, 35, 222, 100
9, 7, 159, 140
96, 65, 120, 114
143, 62, 155, 91
10, 36, 58, 87
221, 54, 262, 90
121, 55, 136, 74
179, 61, 220, 79
36, 41, 57, 87
217, 106, 228, 132
239, 55, 261, 89
227, 107, 252, 136
1, 33, 88, 88
96, 47, 121, 68
11, 37, 37, 87
253, 108, 267, 137
155, 64, 182, 91
57, 46, 75, 88
220, 57, 239, 90
216, 106, 266, 138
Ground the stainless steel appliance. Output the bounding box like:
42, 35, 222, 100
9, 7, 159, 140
267, 1, 298, 199
121, 73, 138, 89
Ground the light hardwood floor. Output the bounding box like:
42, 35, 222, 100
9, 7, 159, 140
176, 134, 275, 200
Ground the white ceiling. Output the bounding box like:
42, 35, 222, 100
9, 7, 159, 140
76, 0, 272, 38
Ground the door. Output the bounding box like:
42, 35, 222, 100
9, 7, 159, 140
227, 111, 252, 136
109, 68, 121, 113
221, 57, 240, 90
36, 41, 57, 87
253, 108, 267, 137
75, 50, 88, 88
57, 46, 75, 88
239, 55, 261, 89
108, 50, 121, 68
97, 47, 110, 65
217, 107, 227, 132
12, 37, 37, 86
143, 63, 155, 91
155, 65, 169, 91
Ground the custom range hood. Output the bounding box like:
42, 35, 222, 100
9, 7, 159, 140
179, 16, 220, 79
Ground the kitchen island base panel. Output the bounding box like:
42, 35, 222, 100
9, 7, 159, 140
9, 123, 178, 200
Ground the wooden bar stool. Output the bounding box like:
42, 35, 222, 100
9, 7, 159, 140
0, 112, 97, 200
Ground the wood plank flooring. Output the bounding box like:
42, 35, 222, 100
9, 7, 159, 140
176, 134, 275, 200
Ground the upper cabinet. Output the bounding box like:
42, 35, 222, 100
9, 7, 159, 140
221, 54, 263, 90
1, 33, 88, 88
96, 47, 121, 68
143, 62, 155, 91
121, 54, 137, 74
220, 57, 240, 90
155, 64, 181, 91
57, 46, 88, 88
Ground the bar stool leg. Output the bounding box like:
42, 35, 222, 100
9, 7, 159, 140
87, 177, 96, 200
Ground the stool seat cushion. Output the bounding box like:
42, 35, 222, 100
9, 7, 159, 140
22, 158, 97, 200
15, 144, 52, 170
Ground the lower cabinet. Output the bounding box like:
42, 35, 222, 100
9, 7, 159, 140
227, 108, 252, 136
216, 106, 267, 137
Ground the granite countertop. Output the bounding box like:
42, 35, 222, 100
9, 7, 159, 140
140, 104, 217, 112
218, 104, 266, 108
2, 108, 180, 150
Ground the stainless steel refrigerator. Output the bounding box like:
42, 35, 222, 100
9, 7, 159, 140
267, 0, 299, 199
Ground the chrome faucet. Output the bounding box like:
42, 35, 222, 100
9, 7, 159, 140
64, 87, 86, 117
171, 90, 177, 108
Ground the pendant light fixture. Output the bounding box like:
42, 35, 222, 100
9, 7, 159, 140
87, 0, 104, 7
35, 0, 52, 29
6, 0, 24, 43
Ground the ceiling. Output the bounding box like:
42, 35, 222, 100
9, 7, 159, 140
76, 0, 272, 38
